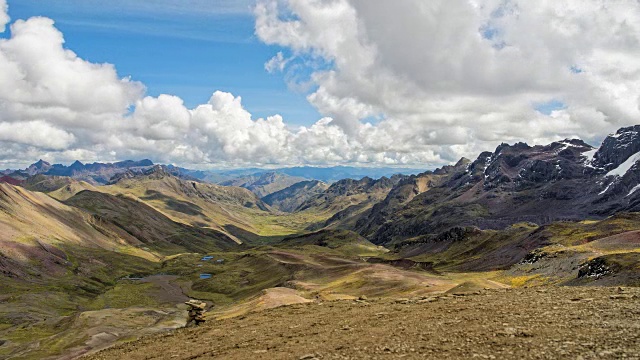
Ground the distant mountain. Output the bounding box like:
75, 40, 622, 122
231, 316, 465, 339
287, 175, 408, 231
6, 159, 156, 185
170, 166, 424, 184
262, 180, 330, 212
273, 166, 424, 183
46, 159, 155, 184
6, 159, 425, 189
166, 165, 265, 184
298, 175, 407, 213
26, 159, 52, 176
220, 172, 308, 197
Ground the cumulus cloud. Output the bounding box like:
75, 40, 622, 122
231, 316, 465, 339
0, 1, 446, 169
0, 121, 75, 150
1, 1, 639, 169
255, 0, 640, 162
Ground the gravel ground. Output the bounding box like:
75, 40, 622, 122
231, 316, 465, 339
86, 286, 640, 360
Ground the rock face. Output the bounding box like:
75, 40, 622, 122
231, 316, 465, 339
592, 126, 640, 171
578, 258, 612, 279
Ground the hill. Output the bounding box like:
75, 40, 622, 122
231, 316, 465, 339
101, 166, 281, 241
0, 183, 173, 358
65, 190, 241, 253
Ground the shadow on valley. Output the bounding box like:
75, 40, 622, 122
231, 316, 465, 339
141, 190, 207, 218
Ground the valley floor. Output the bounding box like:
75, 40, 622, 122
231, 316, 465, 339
87, 286, 640, 360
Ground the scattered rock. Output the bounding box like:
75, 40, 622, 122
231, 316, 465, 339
578, 258, 612, 279
610, 294, 636, 300
496, 327, 533, 338
416, 297, 437, 304
520, 250, 548, 264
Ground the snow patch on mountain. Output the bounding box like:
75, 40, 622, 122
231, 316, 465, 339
582, 148, 598, 168
606, 151, 640, 177
627, 184, 640, 197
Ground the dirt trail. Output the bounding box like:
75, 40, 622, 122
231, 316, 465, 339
86, 287, 640, 360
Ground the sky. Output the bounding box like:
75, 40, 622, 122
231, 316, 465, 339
0, 0, 639, 170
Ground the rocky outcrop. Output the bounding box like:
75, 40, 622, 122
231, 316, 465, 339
592, 126, 640, 171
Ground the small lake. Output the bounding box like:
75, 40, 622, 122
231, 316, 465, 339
199, 274, 212, 279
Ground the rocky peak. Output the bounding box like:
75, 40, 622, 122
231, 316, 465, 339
26, 159, 52, 176
69, 160, 85, 170
592, 125, 640, 171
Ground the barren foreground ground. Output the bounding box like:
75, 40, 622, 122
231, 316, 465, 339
87, 287, 640, 360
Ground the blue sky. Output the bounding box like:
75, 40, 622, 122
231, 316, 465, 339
5, 0, 321, 126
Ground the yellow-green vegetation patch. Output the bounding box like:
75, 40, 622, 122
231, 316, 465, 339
545, 213, 640, 247
499, 274, 552, 287
89, 283, 160, 310
246, 209, 334, 236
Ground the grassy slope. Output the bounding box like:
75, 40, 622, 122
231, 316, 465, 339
0, 183, 172, 358
101, 174, 328, 240
64, 190, 240, 254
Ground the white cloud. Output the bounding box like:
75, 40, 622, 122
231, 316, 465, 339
265, 51, 290, 73
255, 0, 640, 162
0, 121, 75, 150
0, 0, 8, 33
